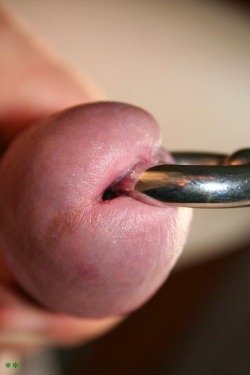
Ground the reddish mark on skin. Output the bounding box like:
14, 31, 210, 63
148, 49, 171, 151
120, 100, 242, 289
114, 148, 175, 196
114, 161, 157, 194
76, 263, 100, 281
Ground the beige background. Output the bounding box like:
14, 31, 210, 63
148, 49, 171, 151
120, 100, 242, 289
1, 0, 250, 266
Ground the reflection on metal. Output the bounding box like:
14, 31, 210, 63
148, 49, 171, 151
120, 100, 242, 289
134, 149, 250, 208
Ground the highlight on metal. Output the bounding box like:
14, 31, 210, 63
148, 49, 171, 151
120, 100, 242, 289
134, 148, 250, 208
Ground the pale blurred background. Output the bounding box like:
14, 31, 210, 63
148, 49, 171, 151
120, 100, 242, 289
1, 0, 250, 267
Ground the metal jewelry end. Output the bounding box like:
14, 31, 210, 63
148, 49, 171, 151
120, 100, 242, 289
134, 148, 250, 208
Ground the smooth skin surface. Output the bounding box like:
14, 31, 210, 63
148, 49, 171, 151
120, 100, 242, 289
0, 6, 192, 354
0, 102, 191, 318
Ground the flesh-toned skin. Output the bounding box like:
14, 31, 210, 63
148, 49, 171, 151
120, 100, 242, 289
0, 102, 192, 317
0, 6, 192, 352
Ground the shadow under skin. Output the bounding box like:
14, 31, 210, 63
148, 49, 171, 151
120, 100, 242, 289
55, 238, 250, 375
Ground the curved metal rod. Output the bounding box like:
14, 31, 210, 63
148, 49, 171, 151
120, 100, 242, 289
134, 164, 250, 208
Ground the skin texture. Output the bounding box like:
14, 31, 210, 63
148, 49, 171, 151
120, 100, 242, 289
0, 5, 192, 353
0, 6, 122, 352
0, 102, 192, 318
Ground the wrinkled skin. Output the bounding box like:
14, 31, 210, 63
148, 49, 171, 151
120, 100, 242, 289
0, 101, 192, 318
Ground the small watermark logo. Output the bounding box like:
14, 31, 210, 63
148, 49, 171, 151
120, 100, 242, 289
5, 362, 19, 368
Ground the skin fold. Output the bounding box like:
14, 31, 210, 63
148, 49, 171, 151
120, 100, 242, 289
0, 101, 192, 318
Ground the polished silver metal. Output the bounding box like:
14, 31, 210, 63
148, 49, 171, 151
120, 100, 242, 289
133, 148, 250, 208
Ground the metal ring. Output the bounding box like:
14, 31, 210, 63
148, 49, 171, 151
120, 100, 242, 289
133, 149, 250, 208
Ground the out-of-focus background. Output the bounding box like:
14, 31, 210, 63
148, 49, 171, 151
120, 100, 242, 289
2, 0, 249, 266
0, 1, 249, 374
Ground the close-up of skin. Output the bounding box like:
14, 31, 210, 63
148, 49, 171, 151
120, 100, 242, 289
0, 5, 192, 355
0, 101, 192, 318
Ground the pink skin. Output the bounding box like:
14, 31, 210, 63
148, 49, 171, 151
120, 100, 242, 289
0, 102, 192, 318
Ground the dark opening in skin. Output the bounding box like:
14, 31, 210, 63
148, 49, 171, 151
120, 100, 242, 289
102, 186, 120, 201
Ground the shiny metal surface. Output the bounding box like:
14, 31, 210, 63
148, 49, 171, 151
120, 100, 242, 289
134, 149, 250, 208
